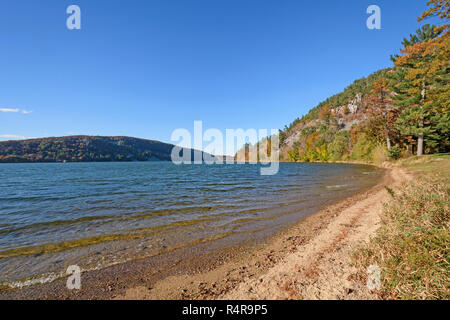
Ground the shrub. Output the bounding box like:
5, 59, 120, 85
388, 145, 402, 160
301, 126, 317, 136
287, 149, 300, 162
352, 134, 376, 161
372, 144, 388, 164
329, 134, 349, 161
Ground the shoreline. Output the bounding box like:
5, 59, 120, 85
117, 163, 404, 300
0, 162, 395, 300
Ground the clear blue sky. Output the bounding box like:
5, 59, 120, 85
0, 0, 437, 152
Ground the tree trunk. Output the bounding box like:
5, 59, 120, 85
417, 79, 425, 157
417, 134, 424, 156
386, 135, 391, 150
417, 119, 424, 156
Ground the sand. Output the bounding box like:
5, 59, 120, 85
116, 166, 411, 300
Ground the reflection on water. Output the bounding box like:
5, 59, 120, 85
0, 162, 383, 286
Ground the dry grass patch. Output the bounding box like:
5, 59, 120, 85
353, 175, 449, 300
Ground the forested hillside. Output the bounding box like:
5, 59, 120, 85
237, 0, 449, 163
0, 136, 178, 163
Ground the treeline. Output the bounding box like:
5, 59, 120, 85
278, 1, 449, 163
0, 136, 176, 163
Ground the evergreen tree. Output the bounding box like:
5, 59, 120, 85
392, 23, 449, 155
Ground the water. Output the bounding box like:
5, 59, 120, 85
0, 162, 383, 286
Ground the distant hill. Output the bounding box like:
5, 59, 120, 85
0, 136, 206, 163
235, 69, 393, 162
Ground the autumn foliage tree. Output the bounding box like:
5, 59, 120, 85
418, 0, 450, 27
365, 78, 400, 150
393, 14, 449, 155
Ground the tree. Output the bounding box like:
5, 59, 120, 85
365, 78, 400, 150
319, 106, 331, 123
352, 134, 376, 161
392, 23, 449, 155
418, 0, 450, 26
279, 130, 287, 145
329, 131, 350, 161
390, 24, 442, 63
244, 143, 250, 162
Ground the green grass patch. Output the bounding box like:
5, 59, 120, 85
430, 153, 450, 159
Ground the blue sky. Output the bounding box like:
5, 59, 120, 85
0, 0, 437, 153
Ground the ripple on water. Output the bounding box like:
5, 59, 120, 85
0, 162, 383, 286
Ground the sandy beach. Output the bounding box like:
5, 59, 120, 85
115, 165, 411, 300
0, 164, 412, 300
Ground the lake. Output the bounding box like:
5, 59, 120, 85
0, 162, 383, 287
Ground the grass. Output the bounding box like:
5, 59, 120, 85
353, 157, 450, 300
430, 153, 450, 159
396, 154, 450, 179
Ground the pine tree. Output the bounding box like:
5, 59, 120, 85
390, 24, 442, 63
392, 21, 449, 155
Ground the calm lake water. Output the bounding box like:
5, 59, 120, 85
0, 162, 383, 286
